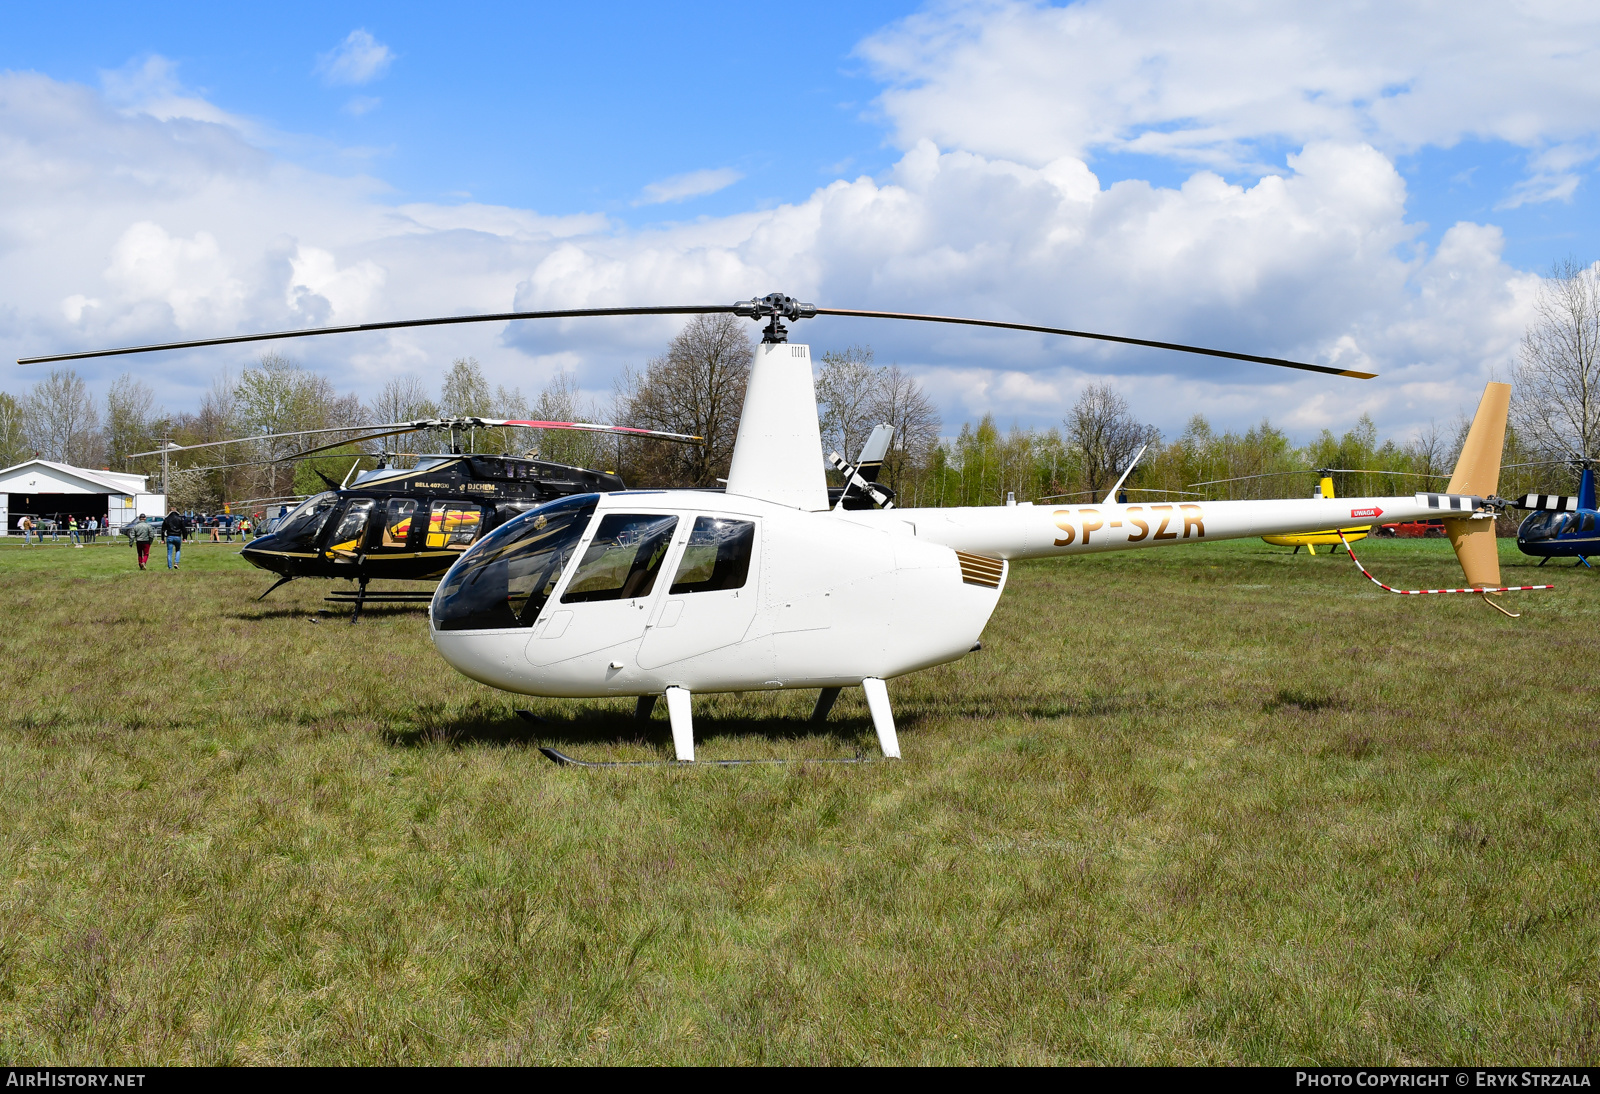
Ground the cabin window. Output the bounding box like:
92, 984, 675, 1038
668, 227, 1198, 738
562, 514, 679, 603
328, 499, 376, 553
432, 495, 599, 631
427, 502, 482, 550
381, 498, 419, 548
669, 517, 755, 593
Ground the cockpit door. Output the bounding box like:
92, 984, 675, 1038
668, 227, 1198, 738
324, 498, 376, 562
526, 512, 678, 666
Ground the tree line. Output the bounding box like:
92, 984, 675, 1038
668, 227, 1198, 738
3, 259, 1594, 513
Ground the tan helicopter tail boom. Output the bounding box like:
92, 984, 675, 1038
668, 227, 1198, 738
1443, 381, 1511, 588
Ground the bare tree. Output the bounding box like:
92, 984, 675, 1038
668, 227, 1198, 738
870, 364, 941, 492
104, 374, 159, 468
1514, 258, 1600, 467
817, 345, 880, 462
616, 313, 751, 486
487, 383, 532, 455
1065, 383, 1156, 501
531, 372, 612, 469
1404, 419, 1447, 481
368, 373, 439, 467
369, 374, 437, 424
24, 369, 102, 466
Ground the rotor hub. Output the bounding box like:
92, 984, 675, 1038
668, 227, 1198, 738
733, 293, 818, 343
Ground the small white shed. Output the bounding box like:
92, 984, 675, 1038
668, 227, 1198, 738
0, 459, 164, 535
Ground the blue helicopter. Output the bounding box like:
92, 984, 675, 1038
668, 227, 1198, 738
1513, 458, 1597, 568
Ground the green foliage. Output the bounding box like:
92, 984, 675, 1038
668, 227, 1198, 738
0, 537, 1593, 1063
0, 391, 28, 467
439, 357, 493, 419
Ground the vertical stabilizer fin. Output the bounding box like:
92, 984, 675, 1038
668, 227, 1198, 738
1103, 443, 1148, 503
726, 342, 829, 510
1445, 382, 1511, 588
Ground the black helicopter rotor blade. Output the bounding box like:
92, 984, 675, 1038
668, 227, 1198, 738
18, 305, 739, 365
19, 297, 1372, 379
278, 424, 445, 461
128, 415, 702, 466
1189, 467, 1449, 488
812, 308, 1375, 378
282, 417, 701, 461
126, 421, 389, 458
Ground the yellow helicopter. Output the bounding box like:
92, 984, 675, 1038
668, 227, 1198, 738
1190, 467, 1446, 554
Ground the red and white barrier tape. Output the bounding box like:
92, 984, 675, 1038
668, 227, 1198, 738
1336, 534, 1553, 616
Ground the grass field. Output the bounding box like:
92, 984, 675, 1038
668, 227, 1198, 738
0, 533, 1596, 1064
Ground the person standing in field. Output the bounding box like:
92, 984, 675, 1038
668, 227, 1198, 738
19, 516, 33, 545
162, 509, 186, 571
127, 514, 153, 570
68, 516, 81, 548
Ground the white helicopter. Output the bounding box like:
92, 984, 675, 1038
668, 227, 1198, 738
24, 294, 1549, 763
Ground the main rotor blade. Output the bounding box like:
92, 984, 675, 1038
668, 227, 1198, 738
493, 419, 701, 443
127, 421, 391, 458
20, 297, 1373, 379
1189, 467, 1449, 487
814, 308, 1375, 378
17, 305, 739, 364
284, 417, 702, 461
129, 415, 702, 464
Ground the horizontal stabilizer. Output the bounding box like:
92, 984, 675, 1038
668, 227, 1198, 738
1517, 493, 1581, 512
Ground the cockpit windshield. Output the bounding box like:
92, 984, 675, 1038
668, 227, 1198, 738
431, 494, 599, 631
1521, 511, 1571, 541
272, 492, 338, 551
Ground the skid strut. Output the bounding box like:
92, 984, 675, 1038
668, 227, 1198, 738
537, 682, 900, 766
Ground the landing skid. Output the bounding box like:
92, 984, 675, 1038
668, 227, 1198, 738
324, 582, 435, 623
537, 746, 867, 768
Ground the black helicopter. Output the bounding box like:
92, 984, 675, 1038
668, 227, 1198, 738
131, 416, 700, 618
140, 410, 898, 620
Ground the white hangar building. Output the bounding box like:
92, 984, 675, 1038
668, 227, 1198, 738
0, 459, 165, 535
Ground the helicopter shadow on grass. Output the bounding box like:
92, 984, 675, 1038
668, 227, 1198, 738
227, 604, 432, 623
384, 703, 896, 756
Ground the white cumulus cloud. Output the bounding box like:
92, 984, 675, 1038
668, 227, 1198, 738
0, 27, 1553, 446
860, 0, 1600, 202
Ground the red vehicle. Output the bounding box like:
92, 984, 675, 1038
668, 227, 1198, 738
1376, 518, 1446, 538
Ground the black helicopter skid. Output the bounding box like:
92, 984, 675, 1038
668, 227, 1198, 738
536, 745, 868, 768
324, 579, 435, 623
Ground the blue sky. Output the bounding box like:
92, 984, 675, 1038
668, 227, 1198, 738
3, 1, 1598, 441
5, 1, 915, 220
